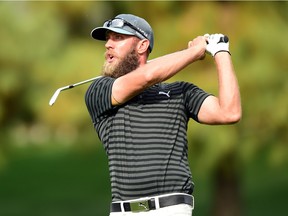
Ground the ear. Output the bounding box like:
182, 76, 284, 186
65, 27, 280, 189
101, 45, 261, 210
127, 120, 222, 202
137, 39, 150, 55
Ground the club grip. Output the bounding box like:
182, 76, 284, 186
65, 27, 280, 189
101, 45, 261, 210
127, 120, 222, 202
219, 35, 229, 43
206, 35, 229, 44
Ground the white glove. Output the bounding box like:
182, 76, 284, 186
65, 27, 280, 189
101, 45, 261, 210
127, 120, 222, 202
205, 33, 230, 57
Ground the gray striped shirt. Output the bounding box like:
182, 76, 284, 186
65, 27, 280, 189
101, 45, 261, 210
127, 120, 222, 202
85, 76, 210, 201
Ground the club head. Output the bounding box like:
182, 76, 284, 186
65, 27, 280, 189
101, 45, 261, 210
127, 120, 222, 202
49, 89, 61, 106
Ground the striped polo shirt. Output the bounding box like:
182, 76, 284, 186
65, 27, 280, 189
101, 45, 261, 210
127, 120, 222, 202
85, 76, 210, 202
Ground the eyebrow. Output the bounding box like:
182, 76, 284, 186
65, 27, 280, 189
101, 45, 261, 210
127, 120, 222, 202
105, 31, 138, 41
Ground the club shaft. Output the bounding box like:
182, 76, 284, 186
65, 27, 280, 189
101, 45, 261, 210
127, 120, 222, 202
49, 75, 102, 106
68, 76, 102, 88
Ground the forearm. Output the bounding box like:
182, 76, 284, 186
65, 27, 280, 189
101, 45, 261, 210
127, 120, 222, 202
215, 52, 242, 121
112, 42, 205, 105
144, 46, 204, 84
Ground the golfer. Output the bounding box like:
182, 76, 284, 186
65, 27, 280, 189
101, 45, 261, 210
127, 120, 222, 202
85, 14, 241, 216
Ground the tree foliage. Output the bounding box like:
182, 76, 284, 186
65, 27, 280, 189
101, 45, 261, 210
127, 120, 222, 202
0, 0, 287, 180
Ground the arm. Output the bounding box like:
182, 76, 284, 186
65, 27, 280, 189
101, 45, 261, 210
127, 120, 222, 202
111, 36, 207, 105
198, 52, 242, 124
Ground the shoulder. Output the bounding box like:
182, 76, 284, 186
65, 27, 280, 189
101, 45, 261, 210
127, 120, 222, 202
88, 76, 114, 90
85, 76, 115, 96
85, 76, 116, 107
85, 76, 117, 124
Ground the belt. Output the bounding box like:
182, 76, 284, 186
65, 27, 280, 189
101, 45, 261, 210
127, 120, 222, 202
110, 193, 193, 213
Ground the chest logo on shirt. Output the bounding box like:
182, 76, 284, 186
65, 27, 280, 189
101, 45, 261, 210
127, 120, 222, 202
158, 91, 171, 98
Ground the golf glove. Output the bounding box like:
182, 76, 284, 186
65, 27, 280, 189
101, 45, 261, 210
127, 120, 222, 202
205, 33, 230, 57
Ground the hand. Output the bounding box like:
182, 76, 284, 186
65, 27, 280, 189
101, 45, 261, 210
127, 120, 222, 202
204, 33, 230, 57
188, 36, 207, 60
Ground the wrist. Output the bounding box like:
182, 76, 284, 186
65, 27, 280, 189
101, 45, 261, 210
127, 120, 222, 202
214, 50, 231, 57
190, 44, 206, 61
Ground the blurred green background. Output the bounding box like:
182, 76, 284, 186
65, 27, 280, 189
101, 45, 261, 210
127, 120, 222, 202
0, 1, 287, 216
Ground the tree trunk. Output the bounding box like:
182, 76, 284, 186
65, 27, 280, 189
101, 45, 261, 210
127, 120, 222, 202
211, 152, 242, 216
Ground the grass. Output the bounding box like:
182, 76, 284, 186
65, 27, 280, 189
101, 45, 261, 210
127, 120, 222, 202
0, 146, 111, 216
0, 145, 287, 216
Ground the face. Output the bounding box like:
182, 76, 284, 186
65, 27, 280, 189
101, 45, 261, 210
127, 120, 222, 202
102, 32, 140, 78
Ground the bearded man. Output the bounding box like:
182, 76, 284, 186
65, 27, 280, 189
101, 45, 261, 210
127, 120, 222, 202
85, 14, 241, 216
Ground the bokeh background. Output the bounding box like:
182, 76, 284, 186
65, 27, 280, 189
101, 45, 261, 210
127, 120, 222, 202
0, 1, 287, 216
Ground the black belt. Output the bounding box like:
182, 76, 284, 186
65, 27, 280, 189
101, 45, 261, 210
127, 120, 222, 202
110, 194, 193, 213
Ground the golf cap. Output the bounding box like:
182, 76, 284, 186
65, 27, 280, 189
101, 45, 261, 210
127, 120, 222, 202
91, 14, 154, 52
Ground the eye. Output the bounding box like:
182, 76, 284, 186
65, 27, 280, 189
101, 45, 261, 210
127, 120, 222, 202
105, 32, 126, 41
114, 34, 124, 40
105, 31, 112, 41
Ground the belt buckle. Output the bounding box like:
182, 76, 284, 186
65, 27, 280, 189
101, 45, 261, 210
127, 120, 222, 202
130, 199, 150, 212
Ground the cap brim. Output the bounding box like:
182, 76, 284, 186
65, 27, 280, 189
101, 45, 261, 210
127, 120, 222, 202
91, 27, 135, 40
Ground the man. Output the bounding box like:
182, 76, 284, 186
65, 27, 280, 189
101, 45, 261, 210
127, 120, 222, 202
85, 14, 241, 216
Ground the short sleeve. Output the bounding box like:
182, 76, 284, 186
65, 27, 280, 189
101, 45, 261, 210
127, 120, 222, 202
85, 76, 116, 124
182, 82, 211, 122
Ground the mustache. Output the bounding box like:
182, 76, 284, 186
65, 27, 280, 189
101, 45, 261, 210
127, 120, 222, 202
105, 51, 117, 59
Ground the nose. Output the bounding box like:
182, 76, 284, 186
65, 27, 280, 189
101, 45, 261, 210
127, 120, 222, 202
105, 38, 113, 50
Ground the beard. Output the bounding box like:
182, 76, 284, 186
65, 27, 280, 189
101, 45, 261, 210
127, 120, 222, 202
102, 48, 140, 79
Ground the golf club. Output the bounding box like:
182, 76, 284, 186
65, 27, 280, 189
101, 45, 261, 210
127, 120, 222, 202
49, 76, 102, 106
205, 34, 229, 44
